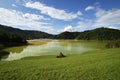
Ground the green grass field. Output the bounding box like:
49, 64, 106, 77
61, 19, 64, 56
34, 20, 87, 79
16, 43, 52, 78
0, 48, 120, 80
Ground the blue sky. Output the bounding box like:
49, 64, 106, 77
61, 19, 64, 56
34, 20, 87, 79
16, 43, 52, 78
0, 0, 120, 34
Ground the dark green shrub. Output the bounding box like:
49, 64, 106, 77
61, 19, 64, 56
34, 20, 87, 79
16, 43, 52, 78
106, 41, 120, 48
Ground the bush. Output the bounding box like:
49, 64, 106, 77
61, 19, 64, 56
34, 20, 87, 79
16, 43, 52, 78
106, 41, 120, 48
0, 50, 9, 60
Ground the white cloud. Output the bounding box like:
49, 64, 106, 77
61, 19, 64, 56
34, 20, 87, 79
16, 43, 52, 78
72, 9, 120, 32
23, 13, 49, 20
95, 9, 120, 27
108, 26, 120, 29
12, 4, 17, 7
64, 25, 74, 32
60, 20, 94, 33
85, 6, 95, 11
25, 1, 82, 21
75, 20, 94, 31
95, 9, 106, 17
75, 7, 120, 32
0, 8, 52, 31
42, 27, 63, 34
94, 2, 100, 6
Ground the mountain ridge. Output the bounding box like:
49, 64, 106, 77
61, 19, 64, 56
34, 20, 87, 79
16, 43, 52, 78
0, 24, 120, 40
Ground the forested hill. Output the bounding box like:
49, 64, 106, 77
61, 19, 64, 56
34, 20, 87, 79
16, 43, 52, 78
0, 24, 54, 40
0, 24, 120, 40
76, 27, 120, 40
56, 27, 120, 40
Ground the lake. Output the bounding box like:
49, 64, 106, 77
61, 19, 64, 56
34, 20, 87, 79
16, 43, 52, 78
2, 40, 106, 61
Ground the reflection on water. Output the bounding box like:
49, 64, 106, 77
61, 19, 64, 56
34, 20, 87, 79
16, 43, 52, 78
2, 40, 95, 61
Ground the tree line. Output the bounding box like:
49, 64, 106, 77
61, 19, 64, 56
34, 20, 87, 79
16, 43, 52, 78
0, 32, 27, 47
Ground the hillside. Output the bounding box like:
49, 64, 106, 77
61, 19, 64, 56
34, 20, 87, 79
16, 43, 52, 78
56, 27, 120, 40
76, 27, 120, 40
0, 24, 54, 40
55, 31, 79, 39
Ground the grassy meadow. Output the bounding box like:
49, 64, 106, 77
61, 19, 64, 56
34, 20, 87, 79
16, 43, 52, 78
0, 47, 120, 80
